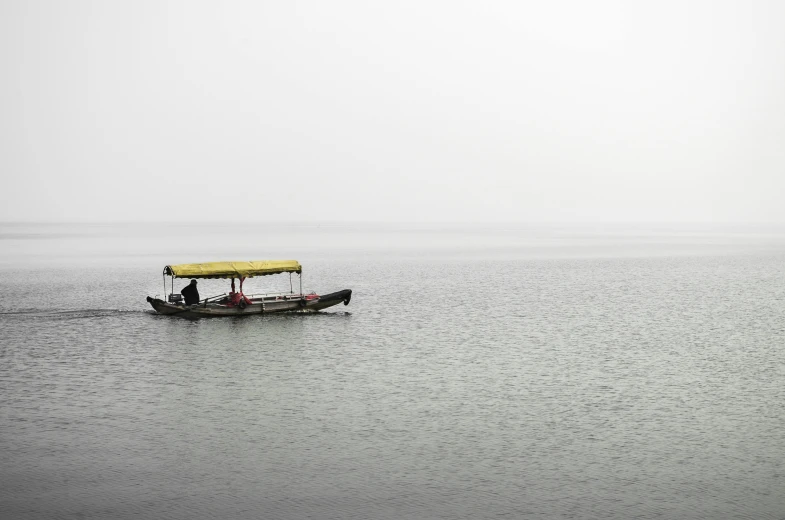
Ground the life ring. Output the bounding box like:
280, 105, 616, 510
238, 299, 247, 310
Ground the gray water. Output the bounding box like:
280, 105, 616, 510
1, 223, 784, 519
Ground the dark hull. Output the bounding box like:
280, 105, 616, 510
146, 289, 351, 318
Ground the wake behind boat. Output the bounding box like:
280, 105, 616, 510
146, 260, 351, 318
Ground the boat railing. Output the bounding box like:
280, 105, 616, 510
246, 291, 302, 300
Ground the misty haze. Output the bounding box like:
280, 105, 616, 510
1, 1, 784, 519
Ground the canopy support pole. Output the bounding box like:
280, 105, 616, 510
299, 272, 303, 296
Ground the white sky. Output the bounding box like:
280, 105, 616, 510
1, 0, 784, 223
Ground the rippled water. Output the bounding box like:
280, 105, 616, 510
1, 223, 784, 519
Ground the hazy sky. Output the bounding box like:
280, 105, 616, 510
2, 1, 784, 223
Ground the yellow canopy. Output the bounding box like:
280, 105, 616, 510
164, 260, 302, 279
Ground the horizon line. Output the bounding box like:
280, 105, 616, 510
3, 220, 785, 227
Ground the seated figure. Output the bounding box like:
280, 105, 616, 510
181, 279, 200, 305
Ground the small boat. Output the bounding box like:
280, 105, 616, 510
146, 260, 351, 318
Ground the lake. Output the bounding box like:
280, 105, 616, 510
1, 222, 784, 519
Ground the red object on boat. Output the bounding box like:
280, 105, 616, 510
227, 277, 251, 306
228, 291, 252, 307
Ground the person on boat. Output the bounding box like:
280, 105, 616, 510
181, 279, 200, 305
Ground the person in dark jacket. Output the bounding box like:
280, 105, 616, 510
181, 279, 200, 305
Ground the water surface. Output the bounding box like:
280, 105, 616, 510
1, 223, 784, 519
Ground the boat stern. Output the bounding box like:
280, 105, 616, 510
146, 296, 186, 315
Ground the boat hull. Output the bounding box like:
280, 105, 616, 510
146, 289, 351, 318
